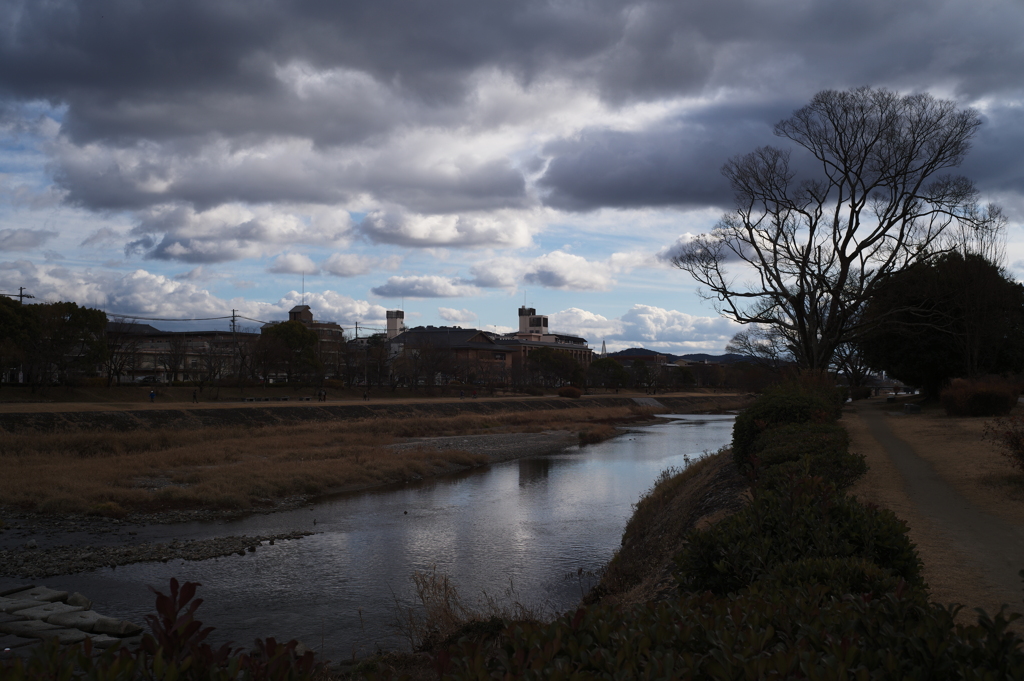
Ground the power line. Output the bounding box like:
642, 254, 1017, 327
102, 313, 235, 322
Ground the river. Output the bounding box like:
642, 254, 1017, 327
27, 413, 735, 660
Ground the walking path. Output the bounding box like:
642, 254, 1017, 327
848, 402, 1024, 617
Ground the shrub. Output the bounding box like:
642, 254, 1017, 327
758, 556, 901, 596
941, 377, 1020, 417
440, 586, 1024, 680
986, 414, 1024, 474
752, 423, 866, 491
578, 424, 616, 445
732, 388, 835, 467
557, 386, 582, 398
673, 476, 922, 596
850, 386, 872, 400
521, 386, 544, 396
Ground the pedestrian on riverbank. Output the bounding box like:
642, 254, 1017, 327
149, 389, 155, 403
192, 389, 198, 404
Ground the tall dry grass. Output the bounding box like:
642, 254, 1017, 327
0, 406, 647, 515
393, 567, 544, 652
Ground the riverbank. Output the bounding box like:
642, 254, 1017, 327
0, 396, 752, 583
0, 394, 750, 519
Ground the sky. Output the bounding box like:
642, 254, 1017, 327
1, 0, 1023, 354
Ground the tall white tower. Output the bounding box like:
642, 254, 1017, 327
517, 306, 548, 335
386, 310, 405, 339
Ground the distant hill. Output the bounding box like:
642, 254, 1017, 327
678, 353, 749, 364
605, 348, 749, 364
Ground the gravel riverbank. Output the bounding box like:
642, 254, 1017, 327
0, 531, 313, 580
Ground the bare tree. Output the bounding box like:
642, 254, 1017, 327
725, 325, 793, 370
160, 334, 190, 383
105, 317, 141, 386
673, 87, 1004, 372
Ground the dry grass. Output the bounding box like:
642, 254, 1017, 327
0, 406, 650, 515
393, 567, 544, 653
596, 448, 749, 606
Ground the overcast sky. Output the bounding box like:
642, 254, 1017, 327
2, 0, 1023, 353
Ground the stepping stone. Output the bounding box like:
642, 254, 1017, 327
0, 619, 61, 638
92, 618, 144, 637
0, 598, 40, 613
13, 602, 84, 620
36, 628, 89, 645
47, 609, 111, 631
0, 585, 33, 598
18, 586, 68, 603
0, 633, 34, 650
86, 633, 126, 649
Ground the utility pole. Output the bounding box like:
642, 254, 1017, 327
0, 287, 35, 304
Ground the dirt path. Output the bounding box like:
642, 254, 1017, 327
847, 402, 1024, 618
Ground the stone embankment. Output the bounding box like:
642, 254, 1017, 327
0, 394, 747, 433
0, 532, 312, 580
0, 584, 143, 661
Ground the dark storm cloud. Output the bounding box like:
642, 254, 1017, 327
8, 0, 1022, 146
538, 102, 792, 211
961, 104, 1024, 197
2, 0, 1023, 224
0, 0, 624, 145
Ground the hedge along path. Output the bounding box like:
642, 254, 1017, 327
846, 400, 1024, 623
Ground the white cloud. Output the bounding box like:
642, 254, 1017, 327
524, 251, 613, 291
654, 233, 697, 263
0, 228, 58, 251
370, 275, 481, 298
438, 307, 478, 323
321, 252, 400, 277
125, 203, 353, 263
548, 308, 624, 338
467, 256, 525, 288
269, 252, 319, 274
548, 304, 740, 353
359, 209, 536, 249
0, 259, 385, 329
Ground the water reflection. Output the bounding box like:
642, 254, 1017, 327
36, 414, 734, 661
518, 457, 554, 486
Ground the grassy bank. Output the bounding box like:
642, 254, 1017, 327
0, 405, 660, 516
366, 381, 1024, 679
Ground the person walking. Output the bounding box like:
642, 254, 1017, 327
149, 389, 156, 403
192, 389, 198, 404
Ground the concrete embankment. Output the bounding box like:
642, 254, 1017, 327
0, 394, 749, 433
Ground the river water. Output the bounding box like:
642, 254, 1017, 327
37, 413, 734, 660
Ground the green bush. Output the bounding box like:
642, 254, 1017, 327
752, 422, 866, 491
757, 556, 900, 596
673, 476, 922, 596
941, 377, 1020, 417
440, 586, 1024, 680
732, 388, 835, 467
557, 386, 582, 398
987, 414, 1024, 474
850, 386, 872, 400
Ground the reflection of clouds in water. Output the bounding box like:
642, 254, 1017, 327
40, 415, 735, 660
